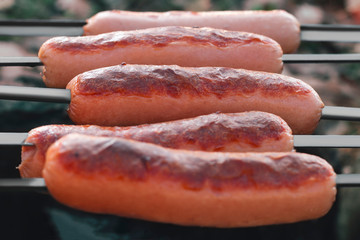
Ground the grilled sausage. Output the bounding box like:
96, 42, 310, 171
44, 133, 336, 227
83, 10, 300, 53
66, 64, 323, 134
19, 111, 293, 178
39, 26, 283, 88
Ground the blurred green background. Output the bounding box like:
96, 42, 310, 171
1, 0, 360, 239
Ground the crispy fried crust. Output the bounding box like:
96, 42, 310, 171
44, 134, 336, 227
39, 26, 283, 88
67, 64, 323, 134
84, 10, 300, 53
19, 111, 293, 178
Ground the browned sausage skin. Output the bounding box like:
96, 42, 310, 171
84, 10, 300, 53
44, 134, 336, 227
19, 111, 293, 178
67, 64, 323, 134
39, 26, 283, 88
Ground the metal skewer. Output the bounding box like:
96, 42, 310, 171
0, 175, 358, 191
0, 85, 359, 121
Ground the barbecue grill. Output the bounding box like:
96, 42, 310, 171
1, 5, 360, 240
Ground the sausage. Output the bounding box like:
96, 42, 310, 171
66, 64, 324, 134
19, 111, 293, 178
39, 26, 283, 88
83, 10, 300, 53
43, 133, 336, 227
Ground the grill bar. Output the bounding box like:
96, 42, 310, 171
321, 106, 360, 121
0, 133, 30, 146
300, 24, 360, 42
0, 175, 357, 190
0, 57, 42, 67
282, 54, 360, 63
336, 174, 360, 187
300, 24, 360, 31
4, 132, 360, 148
0, 86, 360, 122
0, 26, 84, 36
293, 135, 360, 148
0, 85, 70, 103
0, 19, 85, 36
1, 19, 360, 42
4, 54, 360, 67
0, 178, 46, 191
0, 19, 86, 26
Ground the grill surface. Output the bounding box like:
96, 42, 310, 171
1, 4, 360, 240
